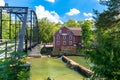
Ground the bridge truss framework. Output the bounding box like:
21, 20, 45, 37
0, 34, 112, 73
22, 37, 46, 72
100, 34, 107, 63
0, 6, 39, 52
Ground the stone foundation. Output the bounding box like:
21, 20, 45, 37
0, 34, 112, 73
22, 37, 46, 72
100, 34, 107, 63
53, 46, 77, 55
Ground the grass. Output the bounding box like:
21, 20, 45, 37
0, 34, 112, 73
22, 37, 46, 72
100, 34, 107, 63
27, 58, 86, 80
67, 56, 90, 69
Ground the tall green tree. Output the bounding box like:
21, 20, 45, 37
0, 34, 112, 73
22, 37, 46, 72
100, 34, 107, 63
64, 19, 78, 27
88, 0, 120, 79
38, 18, 60, 43
81, 20, 94, 48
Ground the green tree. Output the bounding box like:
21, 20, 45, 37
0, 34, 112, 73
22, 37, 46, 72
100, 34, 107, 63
77, 20, 94, 55
38, 18, 60, 43
64, 19, 78, 27
88, 0, 120, 79
1, 13, 20, 40
77, 20, 83, 27
2, 14, 10, 39
81, 20, 94, 48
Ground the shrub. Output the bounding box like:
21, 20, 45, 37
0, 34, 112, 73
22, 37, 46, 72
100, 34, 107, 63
0, 51, 30, 80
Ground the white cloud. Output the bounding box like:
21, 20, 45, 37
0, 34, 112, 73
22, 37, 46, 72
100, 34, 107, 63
83, 12, 93, 17
85, 17, 94, 21
46, 0, 55, 3
35, 5, 63, 23
0, 0, 5, 6
66, 8, 80, 16
83, 12, 94, 21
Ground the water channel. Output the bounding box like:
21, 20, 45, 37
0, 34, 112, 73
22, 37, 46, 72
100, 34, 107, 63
28, 58, 87, 80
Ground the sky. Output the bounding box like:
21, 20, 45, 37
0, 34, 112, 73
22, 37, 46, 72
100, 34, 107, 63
0, 0, 107, 23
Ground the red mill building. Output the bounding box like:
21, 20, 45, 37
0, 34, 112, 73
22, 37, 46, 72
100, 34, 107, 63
53, 26, 82, 55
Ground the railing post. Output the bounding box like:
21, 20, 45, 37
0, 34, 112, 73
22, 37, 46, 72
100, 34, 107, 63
5, 42, 7, 58
25, 39, 27, 52
0, 9, 2, 40
30, 10, 32, 50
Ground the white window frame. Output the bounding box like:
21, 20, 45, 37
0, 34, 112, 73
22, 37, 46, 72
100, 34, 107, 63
69, 41, 72, 45
56, 35, 60, 40
56, 41, 60, 45
63, 41, 66, 45
67, 30, 70, 34
69, 35, 72, 40
59, 30, 62, 33
63, 35, 66, 40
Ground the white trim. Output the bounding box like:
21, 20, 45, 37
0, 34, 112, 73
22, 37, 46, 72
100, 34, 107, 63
62, 33, 67, 35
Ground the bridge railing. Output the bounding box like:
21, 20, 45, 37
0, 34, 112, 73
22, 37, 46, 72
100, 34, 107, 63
0, 39, 18, 58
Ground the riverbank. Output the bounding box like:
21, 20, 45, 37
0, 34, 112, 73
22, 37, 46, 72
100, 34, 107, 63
61, 56, 93, 77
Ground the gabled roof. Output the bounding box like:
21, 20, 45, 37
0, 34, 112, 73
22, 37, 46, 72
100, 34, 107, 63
54, 26, 82, 36
68, 27, 82, 36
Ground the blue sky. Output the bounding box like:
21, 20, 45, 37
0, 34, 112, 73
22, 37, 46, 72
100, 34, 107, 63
0, 0, 107, 23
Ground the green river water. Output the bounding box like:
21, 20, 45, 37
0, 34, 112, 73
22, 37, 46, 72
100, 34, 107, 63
28, 58, 87, 80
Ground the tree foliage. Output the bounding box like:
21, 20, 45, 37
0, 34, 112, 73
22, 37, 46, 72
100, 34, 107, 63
38, 18, 60, 43
64, 19, 78, 27
1, 14, 21, 40
88, 0, 120, 79
0, 51, 29, 80
81, 20, 94, 48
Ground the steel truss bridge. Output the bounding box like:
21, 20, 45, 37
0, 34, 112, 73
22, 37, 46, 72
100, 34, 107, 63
0, 5, 39, 56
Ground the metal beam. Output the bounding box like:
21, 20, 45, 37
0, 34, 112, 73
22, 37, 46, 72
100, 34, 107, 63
0, 9, 2, 40
17, 8, 28, 51
9, 13, 11, 39
0, 6, 28, 14
16, 14, 24, 22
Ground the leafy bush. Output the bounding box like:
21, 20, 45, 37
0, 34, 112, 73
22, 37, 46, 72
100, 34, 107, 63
17, 69, 30, 80
0, 51, 30, 80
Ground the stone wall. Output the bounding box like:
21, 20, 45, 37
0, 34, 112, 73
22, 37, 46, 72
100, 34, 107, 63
61, 56, 93, 78
61, 46, 77, 53
53, 46, 77, 55
53, 48, 60, 55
